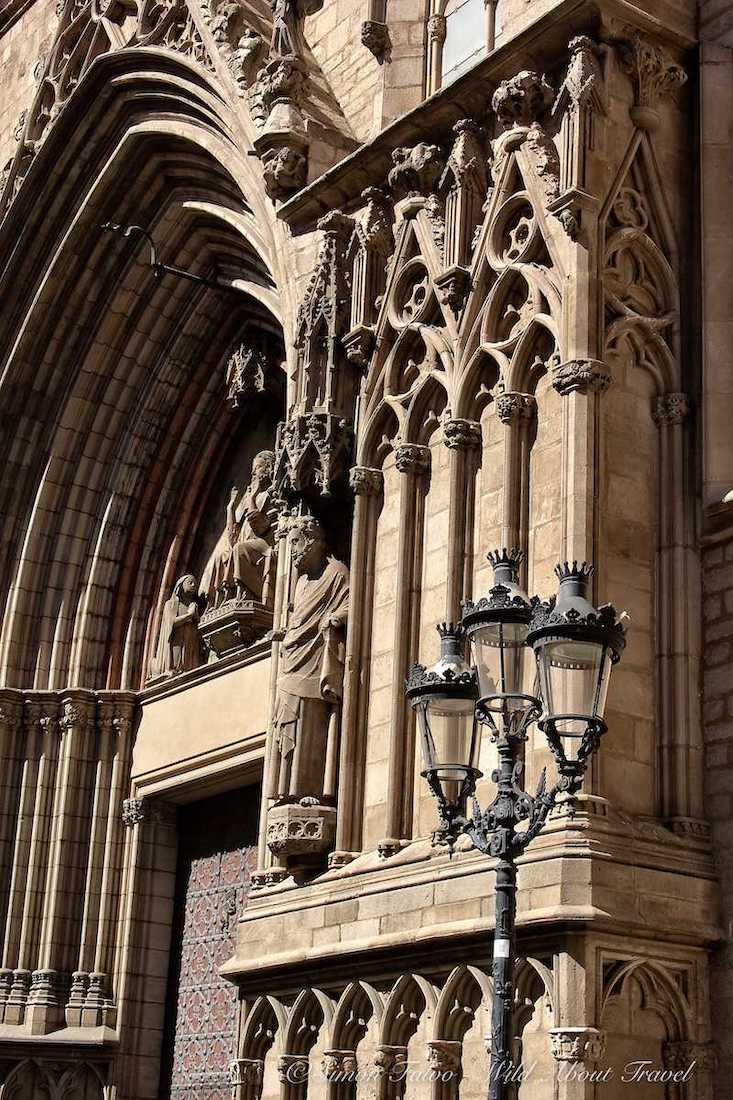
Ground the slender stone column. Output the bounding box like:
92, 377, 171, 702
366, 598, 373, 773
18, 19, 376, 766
552, 362, 611, 797
382, 444, 430, 853
229, 1057, 265, 1100
444, 420, 482, 622
426, 15, 446, 94
551, 940, 602, 1100
253, 516, 291, 888
496, 394, 536, 574
663, 1039, 717, 1100
653, 393, 704, 830
28, 690, 97, 1033
114, 797, 178, 1100
69, 694, 136, 1026
331, 466, 383, 865
3, 695, 59, 1026
0, 690, 22, 1023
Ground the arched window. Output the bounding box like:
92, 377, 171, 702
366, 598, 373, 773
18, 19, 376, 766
441, 0, 487, 85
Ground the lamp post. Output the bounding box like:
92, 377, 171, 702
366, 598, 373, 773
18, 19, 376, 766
405, 550, 625, 1100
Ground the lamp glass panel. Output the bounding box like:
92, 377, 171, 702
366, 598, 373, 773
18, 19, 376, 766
417, 693, 477, 806
536, 638, 612, 746
470, 620, 528, 712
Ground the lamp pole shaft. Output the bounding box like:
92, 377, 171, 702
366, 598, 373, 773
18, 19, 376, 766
488, 736, 518, 1100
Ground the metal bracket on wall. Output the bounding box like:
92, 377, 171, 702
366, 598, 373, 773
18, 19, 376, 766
100, 222, 234, 292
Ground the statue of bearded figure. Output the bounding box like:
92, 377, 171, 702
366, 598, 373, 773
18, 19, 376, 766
269, 517, 349, 803
207, 450, 278, 608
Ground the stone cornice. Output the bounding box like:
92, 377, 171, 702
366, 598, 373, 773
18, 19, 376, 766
277, 0, 694, 232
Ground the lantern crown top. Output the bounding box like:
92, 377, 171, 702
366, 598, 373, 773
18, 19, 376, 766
528, 561, 626, 659
487, 547, 523, 583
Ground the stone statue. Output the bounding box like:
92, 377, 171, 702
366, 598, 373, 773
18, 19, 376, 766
269, 517, 349, 802
151, 574, 203, 677
269, 0, 322, 58
208, 450, 278, 608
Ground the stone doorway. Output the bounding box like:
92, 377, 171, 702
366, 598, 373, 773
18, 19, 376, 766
159, 785, 260, 1100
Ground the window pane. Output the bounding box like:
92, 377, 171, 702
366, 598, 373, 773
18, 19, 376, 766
441, 0, 486, 85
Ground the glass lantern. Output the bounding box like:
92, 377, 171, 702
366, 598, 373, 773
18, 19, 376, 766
460, 548, 538, 736
405, 623, 479, 824
527, 562, 625, 779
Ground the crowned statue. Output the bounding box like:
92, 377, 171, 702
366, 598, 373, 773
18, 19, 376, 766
269, 516, 349, 803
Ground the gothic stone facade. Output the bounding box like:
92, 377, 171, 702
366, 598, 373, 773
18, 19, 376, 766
0, 0, 730, 1096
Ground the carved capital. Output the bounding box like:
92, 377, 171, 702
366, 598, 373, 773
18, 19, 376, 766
492, 70, 554, 129
59, 695, 94, 732
427, 1040, 463, 1077
552, 358, 611, 395
374, 1045, 408, 1080
230, 1057, 264, 1088
121, 797, 176, 828
550, 1028, 607, 1064
427, 14, 446, 44
322, 1051, 358, 1081
394, 444, 431, 475
443, 419, 482, 450
361, 20, 391, 63
617, 31, 686, 128
652, 392, 689, 425
23, 698, 59, 735
0, 692, 22, 732
278, 1054, 309, 1084
350, 465, 384, 496
662, 1040, 718, 1074
496, 392, 536, 424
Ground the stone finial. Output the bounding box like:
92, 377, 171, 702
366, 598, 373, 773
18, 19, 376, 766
443, 418, 482, 450
355, 187, 394, 255
445, 119, 487, 190
616, 31, 686, 129
394, 443, 431, 475
556, 35, 605, 115
388, 144, 444, 201
496, 392, 536, 424
349, 466, 384, 495
652, 392, 689, 425
552, 358, 611, 396
492, 70, 554, 129
550, 1027, 607, 1064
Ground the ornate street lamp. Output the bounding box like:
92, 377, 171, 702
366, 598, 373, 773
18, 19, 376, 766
406, 623, 479, 848
405, 551, 625, 1100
